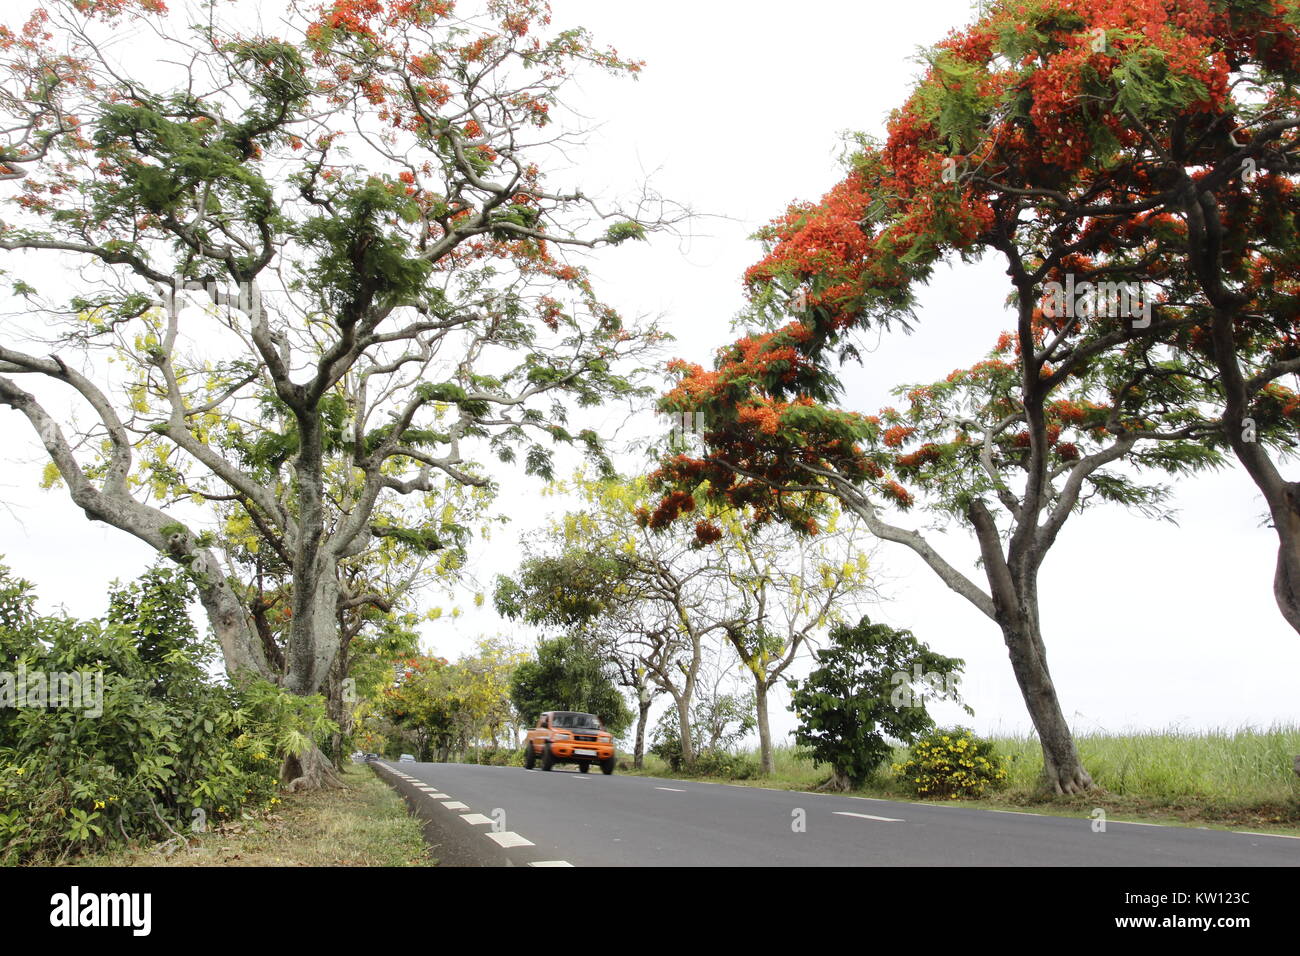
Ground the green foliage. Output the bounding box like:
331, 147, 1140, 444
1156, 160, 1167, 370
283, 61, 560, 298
893, 726, 1009, 799
604, 220, 647, 245
463, 747, 525, 767
510, 635, 632, 735
373, 642, 523, 760
0, 560, 333, 863
648, 693, 756, 773
494, 551, 630, 629
299, 176, 434, 315
787, 615, 967, 788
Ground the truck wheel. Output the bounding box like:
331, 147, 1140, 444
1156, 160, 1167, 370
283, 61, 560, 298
523, 743, 535, 769
541, 744, 555, 771
579, 762, 590, 773
600, 756, 615, 775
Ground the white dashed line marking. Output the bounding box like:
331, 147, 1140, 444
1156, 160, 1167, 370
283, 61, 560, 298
656, 787, 686, 792
529, 860, 574, 867
441, 801, 469, 810
834, 811, 904, 823
460, 814, 493, 826
1109, 820, 1169, 828
486, 831, 534, 848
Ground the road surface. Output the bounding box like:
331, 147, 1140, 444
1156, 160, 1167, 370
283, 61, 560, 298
373, 760, 1300, 867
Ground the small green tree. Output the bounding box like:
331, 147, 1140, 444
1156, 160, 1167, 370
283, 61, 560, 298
510, 635, 632, 737
788, 616, 967, 791
648, 689, 756, 773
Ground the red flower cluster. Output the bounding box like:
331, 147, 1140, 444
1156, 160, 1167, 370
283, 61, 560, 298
693, 520, 724, 546
882, 425, 916, 448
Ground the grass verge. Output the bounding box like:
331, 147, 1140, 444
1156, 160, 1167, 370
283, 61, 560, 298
621, 726, 1300, 834
69, 762, 433, 867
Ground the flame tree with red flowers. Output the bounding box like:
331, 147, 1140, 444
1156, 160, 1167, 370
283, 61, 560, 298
755, 0, 1300, 628
654, 325, 1232, 792
651, 0, 1300, 793
893, 0, 1300, 634
0, 0, 678, 786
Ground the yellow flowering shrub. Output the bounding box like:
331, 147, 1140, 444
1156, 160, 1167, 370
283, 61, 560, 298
893, 726, 1008, 799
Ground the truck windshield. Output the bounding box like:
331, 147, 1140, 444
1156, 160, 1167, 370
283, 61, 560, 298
553, 712, 600, 730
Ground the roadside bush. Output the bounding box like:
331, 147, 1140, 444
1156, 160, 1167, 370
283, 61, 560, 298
893, 727, 1009, 799
0, 561, 333, 863
649, 697, 755, 774
649, 714, 760, 778
693, 749, 760, 779
471, 747, 523, 767
649, 717, 687, 771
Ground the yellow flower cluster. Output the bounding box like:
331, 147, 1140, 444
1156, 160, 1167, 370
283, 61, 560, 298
895, 730, 1008, 799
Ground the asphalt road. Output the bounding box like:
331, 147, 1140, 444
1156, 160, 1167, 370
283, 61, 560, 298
372, 760, 1300, 867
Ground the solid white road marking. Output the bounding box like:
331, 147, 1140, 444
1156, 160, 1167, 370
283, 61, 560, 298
441, 801, 469, 810
460, 814, 494, 825
656, 787, 686, 792
487, 831, 534, 848
1109, 820, 1169, 828
529, 860, 574, 867
834, 811, 904, 823
1237, 831, 1300, 840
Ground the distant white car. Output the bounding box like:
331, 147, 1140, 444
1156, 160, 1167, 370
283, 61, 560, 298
399, 753, 415, 763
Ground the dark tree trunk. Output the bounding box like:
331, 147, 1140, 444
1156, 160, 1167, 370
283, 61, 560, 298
281, 741, 344, 791
755, 679, 775, 776
1190, 198, 1300, 638
324, 643, 352, 769
675, 691, 695, 769
634, 692, 652, 769
970, 498, 1093, 795
1273, 494, 1300, 634
999, 617, 1092, 794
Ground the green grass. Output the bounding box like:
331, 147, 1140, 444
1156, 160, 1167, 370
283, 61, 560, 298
998, 725, 1300, 804
623, 725, 1300, 832
67, 763, 434, 867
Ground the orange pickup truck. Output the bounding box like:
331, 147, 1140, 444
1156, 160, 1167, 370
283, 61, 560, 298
524, 711, 616, 774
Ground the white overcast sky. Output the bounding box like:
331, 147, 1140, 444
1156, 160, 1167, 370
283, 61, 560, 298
1, 0, 1296, 745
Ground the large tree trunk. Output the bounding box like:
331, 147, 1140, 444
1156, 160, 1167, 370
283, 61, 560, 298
1192, 206, 1300, 637
324, 644, 352, 769
193, 566, 274, 680
1272, 493, 1300, 634
754, 679, 775, 776
281, 741, 344, 791
675, 691, 695, 769
285, 554, 342, 696
1209, 313, 1300, 637
969, 499, 1093, 795
999, 596, 1092, 795
634, 689, 652, 769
